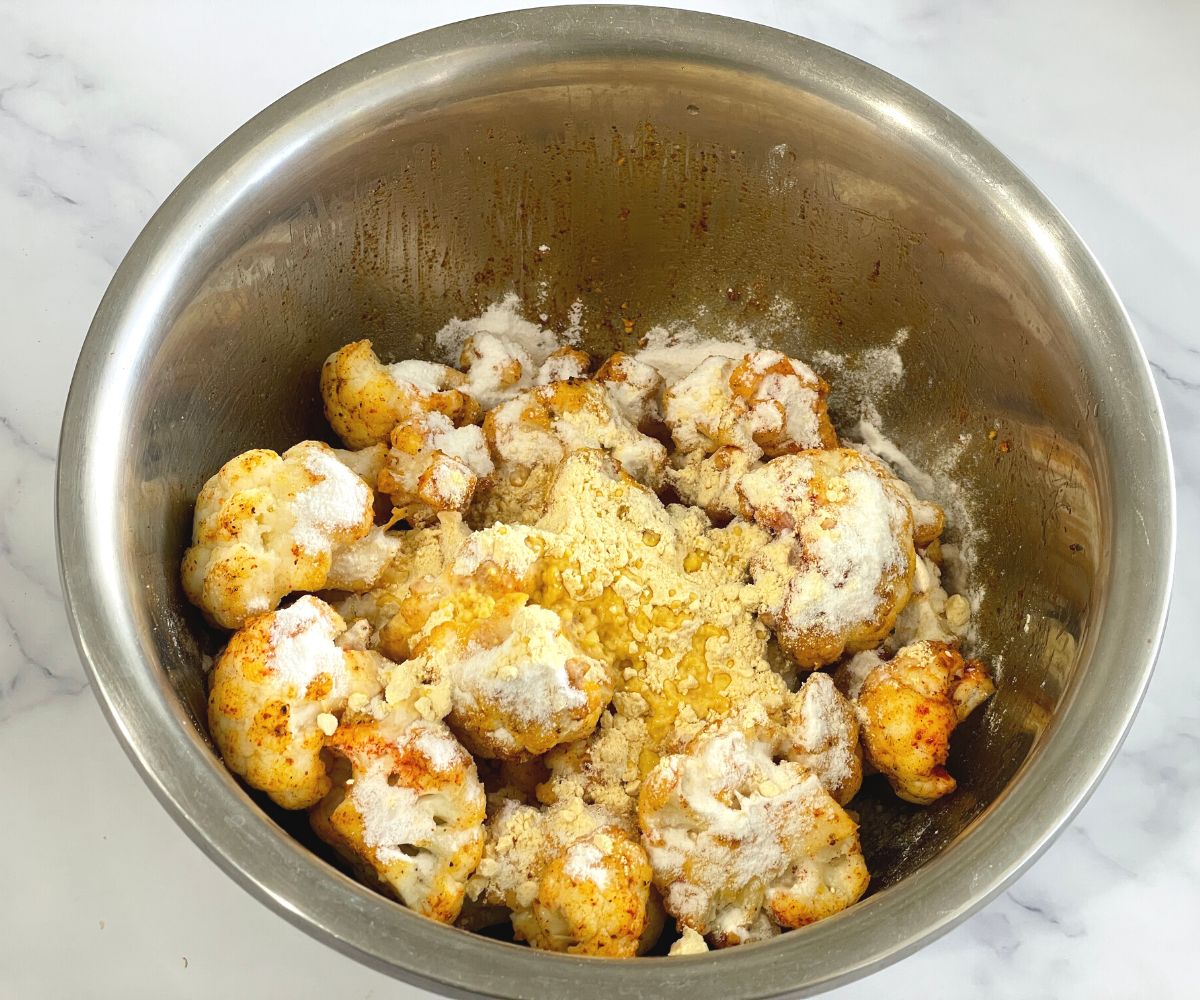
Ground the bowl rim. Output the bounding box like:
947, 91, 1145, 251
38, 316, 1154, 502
56, 5, 1175, 998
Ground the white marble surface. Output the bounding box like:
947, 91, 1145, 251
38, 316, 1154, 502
2, 0, 1196, 996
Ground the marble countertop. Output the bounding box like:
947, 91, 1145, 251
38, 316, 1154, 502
3, 1, 1196, 996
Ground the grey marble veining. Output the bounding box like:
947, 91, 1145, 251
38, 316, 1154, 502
2, 1, 1195, 996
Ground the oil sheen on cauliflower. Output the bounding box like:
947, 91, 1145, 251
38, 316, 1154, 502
852, 640, 995, 804
638, 730, 869, 947
182, 441, 375, 629
310, 716, 486, 923
206, 596, 382, 809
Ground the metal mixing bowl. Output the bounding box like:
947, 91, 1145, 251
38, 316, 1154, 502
57, 6, 1174, 998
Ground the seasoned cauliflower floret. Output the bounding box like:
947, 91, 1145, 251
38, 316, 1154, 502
453, 306, 564, 410
853, 640, 995, 805
738, 449, 916, 668
469, 797, 655, 956
325, 525, 404, 592
667, 445, 760, 525
484, 380, 667, 487
310, 716, 486, 923
321, 339, 479, 449
332, 442, 389, 485
778, 672, 863, 805
535, 346, 591, 384
435, 603, 615, 760
379, 521, 553, 662
639, 730, 869, 946
182, 441, 375, 629
662, 350, 837, 462
513, 826, 653, 956
377, 412, 494, 524
206, 596, 382, 809
373, 520, 612, 759
595, 351, 665, 429
887, 553, 972, 649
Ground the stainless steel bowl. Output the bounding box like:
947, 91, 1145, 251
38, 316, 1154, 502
57, 6, 1174, 997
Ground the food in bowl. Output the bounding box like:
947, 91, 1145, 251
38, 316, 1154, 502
184, 296, 994, 957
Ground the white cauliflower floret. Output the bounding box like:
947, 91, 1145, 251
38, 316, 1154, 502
310, 715, 486, 923
638, 730, 869, 947
374, 521, 613, 760
662, 350, 837, 461
852, 640, 995, 805
377, 521, 555, 663
595, 351, 665, 428
453, 309, 562, 410
535, 346, 591, 385
737, 449, 916, 668
433, 604, 615, 760
887, 553, 973, 650
325, 526, 404, 592
321, 339, 479, 449
484, 380, 667, 487
206, 596, 382, 809
668, 926, 710, 956
332, 442, 389, 484
182, 441, 375, 629
778, 672, 863, 805
377, 412, 494, 524
514, 826, 653, 956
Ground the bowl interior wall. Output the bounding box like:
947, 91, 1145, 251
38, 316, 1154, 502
124, 58, 1104, 895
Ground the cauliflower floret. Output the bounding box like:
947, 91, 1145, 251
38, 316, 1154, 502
454, 315, 562, 410
535, 346, 591, 384
662, 350, 837, 462
737, 449, 916, 668
182, 441, 375, 629
887, 553, 973, 649
325, 525, 404, 592
469, 796, 655, 956
371, 521, 612, 758
433, 604, 615, 760
446, 605, 614, 758
332, 514, 470, 635
668, 926, 710, 956
310, 715, 486, 923
321, 340, 479, 449
595, 352, 665, 428
513, 826, 653, 956
638, 730, 869, 946
484, 380, 667, 487
332, 442, 389, 484
853, 640, 995, 805
377, 412, 494, 524
206, 596, 382, 809
667, 446, 761, 525
379, 521, 553, 662
778, 672, 863, 805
